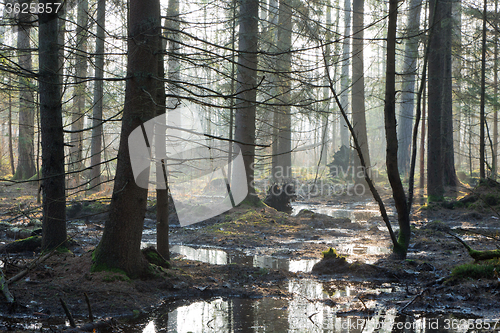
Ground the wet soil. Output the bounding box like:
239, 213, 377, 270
0, 182, 499, 331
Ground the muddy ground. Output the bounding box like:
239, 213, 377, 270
0, 181, 499, 331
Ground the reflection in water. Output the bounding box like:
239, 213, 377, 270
136, 278, 485, 333
171, 245, 320, 273
145, 295, 483, 333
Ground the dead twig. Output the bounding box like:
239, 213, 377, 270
399, 288, 428, 313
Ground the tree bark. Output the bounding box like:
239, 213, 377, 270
320, 0, 332, 166
8, 76, 15, 175
452, 0, 463, 173
494, 0, 499, 177
14, 0, 36, 180
351, 0, 370, 182
397, 0, 422, 176
442, 0, 457, 186
384, 0, 410, 258
419, 88, 426, 189
480, 0, 487, 179
427, 0, 447, 201
69, 0, 89, 187
156, 0, 180, 260
39, 0, 67, 250
234, 0, 259, 203
92, 0, 161, 277
276, 0, 292, 180
339, 0, 351, 149
90, 0, 106, 191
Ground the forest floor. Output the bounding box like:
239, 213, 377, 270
0, 179, 499, 331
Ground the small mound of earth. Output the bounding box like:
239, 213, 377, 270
421, 220, 451, 232
295, 209, 362, 229
311, 257, 388, 278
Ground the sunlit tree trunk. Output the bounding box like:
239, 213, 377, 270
14, 1, 36, 180
93, 0, 161, 276
339, 0, 351, 149
351, 0, 370, 181
452, 0, 463, 172
276, 0, 292, 180
268, 0, 280, 181
156, 0, 180, 260
397, 0, 422, 176
494, 0, 499, 177
320, 0, 332, 166
8, 76, 14, 175
69, 0, 88, 187
90, 0, 106, 191
480, 0, 487, 179
442, 0, 457, 186
39, 0, 66, 250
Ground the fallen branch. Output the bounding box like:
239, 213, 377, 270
448, 232, 500, 261
457, 228, 500, 242
0, 268, 14, 304
6, 250, 54, 285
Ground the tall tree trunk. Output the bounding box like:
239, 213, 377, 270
90, 0, 105, 191
480, 0, 487, 179
452, 0, 463, 172
427, 0, 447, 201
14, 1, 36, 180
8, 76, 15, 175
276, 0, 292, 180
269, 0, 280, 181
92, 0, 161, 277
442, 0, 457, 186
339, 0, 351, 149
419, 88, 426, 189
397, 0, 422, 176
156, 0, 180, 260
234, 0, 259, 203
39, 0, 66, 250
494, 0, 499, 177
70, 0, 89, 187
320, 0, 332, 166
385, 0, 410, 258
351, 0, 370, 181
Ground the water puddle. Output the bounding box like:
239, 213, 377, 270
163, 243, 392, 270
169, 245, 320, 273
126, 278, 487, 333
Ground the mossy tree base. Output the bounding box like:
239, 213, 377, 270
142, 246, 170, 269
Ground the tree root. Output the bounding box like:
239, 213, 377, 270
448, 232, 500, 261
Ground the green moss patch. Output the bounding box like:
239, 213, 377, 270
452, 260, 500, 279
142, 247, 170, 269
0, 235, 41, 253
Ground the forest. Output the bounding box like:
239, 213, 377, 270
0, 0, 500, 331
